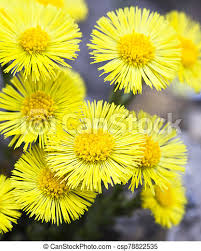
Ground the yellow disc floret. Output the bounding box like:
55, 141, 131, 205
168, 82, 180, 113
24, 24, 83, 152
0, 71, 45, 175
141, 135, 161, 168
39, 168, 68, 198
180, 37, 199, 68
37, 0, 64, 8
22, 91, 55, 122
74, 129, 115, 162
19, 26, 50, 54
155, 185, 174, 207
118, 32, 155, 66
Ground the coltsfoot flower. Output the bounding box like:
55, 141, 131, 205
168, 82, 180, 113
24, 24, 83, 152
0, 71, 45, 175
11, 146, 96, 225
88, 7, 181, 94
129, 111, 187, 192
0, 68, 85, 149
141, 178, 187, 228
0, 175, 21, 234
46, 100, 145, 193
167, 11, 201, 92
0, 0, 81, 81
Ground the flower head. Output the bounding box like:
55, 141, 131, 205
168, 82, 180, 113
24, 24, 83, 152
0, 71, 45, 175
88, 7, 181, 94
0, 175, 21, 234
11, 146, 96, 225
0, 68, 85, 149
0, 0, 81, 81
129, 111, 187, 192
166, 11, 201, 92
141, 178, 187, 228
36, 0, 88, 22
46, 100, 145, 193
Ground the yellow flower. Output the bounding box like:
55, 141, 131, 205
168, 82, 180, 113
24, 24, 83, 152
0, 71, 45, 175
0, 175, 21, 234
129, 111, 187, 192
46, 100, 145, 193
141, 178, 187, 228
0, 0, 81, 81
0, 68, 85, 150
11, 146, 96, 225
88, 7, 181, 94
166, 11, 201, 92
36, 0, 88, 22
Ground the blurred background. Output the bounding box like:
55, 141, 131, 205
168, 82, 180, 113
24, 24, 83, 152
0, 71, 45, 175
1, 0, 201, 241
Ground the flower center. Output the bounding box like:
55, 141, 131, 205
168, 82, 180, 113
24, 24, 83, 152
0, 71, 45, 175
37, 0, 64, 8
39, 168, 68, 198
19, 26, 50, 54
155, 185, 174, 207
22, 91, 55, 123
141, 135, 161, 168
180, 37, 199, 68
74, 129, 115, 162
118, 32, 155, 66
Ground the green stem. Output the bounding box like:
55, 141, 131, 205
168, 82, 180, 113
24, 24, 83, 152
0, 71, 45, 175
121, 92, 135, 106
108, 85, 140, 215
108, 85, 136, 107
108, 88, 122, 105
